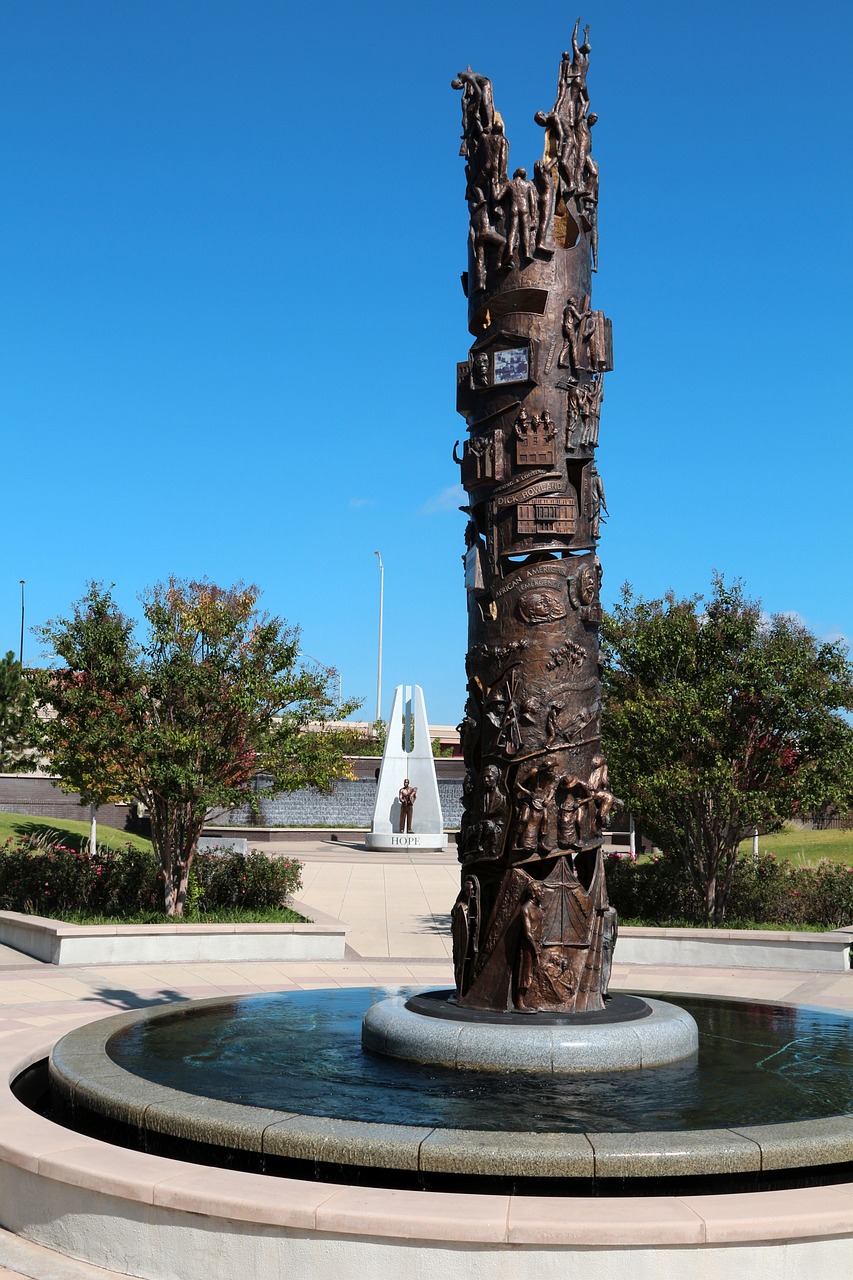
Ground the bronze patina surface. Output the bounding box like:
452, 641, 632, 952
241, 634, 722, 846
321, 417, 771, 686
452, 21, 617, 1014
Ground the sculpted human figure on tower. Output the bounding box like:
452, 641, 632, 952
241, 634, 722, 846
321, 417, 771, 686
451, 21, 618, 1015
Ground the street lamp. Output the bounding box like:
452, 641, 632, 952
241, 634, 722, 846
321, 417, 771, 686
298, 650, 342, 712
374, 551, 384, 723
19, 581, 25, 665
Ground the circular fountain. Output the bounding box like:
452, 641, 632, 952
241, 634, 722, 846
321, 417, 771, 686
45, 984, 853, 1191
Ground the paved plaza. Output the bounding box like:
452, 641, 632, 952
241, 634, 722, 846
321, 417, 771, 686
0, 841, 852, 1277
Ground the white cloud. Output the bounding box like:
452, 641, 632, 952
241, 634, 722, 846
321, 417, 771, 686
764, 609, 850, 649
421, 485, 466, 515
349, 497, 374, 509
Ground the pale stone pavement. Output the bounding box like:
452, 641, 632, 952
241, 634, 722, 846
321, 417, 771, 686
1, 838, 853, 1277
295, 842, 459, 959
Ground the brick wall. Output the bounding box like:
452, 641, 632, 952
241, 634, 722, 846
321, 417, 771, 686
0, 765, 466, 832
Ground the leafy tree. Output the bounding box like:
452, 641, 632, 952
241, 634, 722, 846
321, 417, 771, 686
601, 577, 853, 924
31, 591, 137, 854
331, 719, 387, 757
333, 719, 453, 758
34, 580, 359, 915
0, 651, 38, 773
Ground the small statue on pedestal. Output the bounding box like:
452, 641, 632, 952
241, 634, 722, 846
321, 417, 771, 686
398, 779, 418, 833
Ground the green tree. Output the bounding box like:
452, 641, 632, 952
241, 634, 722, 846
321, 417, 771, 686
34, 580, 359, 915
331, 719, 387, 757
33, 589, 138, 855
601, 577, 853, 924
0, 651, 38, 772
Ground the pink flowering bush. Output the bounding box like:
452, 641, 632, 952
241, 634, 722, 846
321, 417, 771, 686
189, 847, 302, 911
0, 839, 159, 915
0, 836, 301, 918
799, 861, 853, 929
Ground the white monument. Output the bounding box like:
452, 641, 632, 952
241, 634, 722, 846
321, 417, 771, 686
366, 684, 448, 851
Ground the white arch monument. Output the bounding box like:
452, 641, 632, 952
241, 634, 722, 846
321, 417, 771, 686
365, 684, 448, 851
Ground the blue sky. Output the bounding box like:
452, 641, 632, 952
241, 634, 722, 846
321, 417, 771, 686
2, 0, 851, 724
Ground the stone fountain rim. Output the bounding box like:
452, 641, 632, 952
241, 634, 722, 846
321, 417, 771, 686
46, 988, 853, 1182
4, 1015, 853, 1273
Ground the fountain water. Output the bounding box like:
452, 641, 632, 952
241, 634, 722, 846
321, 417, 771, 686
45, 983, 853, 1192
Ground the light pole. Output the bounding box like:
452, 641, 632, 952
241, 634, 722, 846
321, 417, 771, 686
374, 551, 384, 723
19, 581, 25, 665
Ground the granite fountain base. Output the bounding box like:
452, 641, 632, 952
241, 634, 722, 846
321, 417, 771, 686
362, 989, 699, 1072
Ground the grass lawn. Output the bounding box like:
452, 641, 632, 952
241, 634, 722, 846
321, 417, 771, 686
737, 825, 853, 867
59, 907, 306, 925
0, 811, 153, 853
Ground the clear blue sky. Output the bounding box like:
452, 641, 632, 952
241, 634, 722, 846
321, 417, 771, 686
2, 0, 851, 724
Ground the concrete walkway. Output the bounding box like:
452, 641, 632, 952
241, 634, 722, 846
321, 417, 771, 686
295, 841, 458, 960
1, 839, 853, 1278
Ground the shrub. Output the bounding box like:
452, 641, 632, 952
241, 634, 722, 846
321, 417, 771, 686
0, 840, 161, 916
605, 850, 853, 929
725, 851, 804, 926
0, 836, 301, 919
190, 847, 302, 911
796, 861, 853, 929
605, 851, 701, 924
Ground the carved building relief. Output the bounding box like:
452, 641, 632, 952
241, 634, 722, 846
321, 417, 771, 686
515, 409, 557, 467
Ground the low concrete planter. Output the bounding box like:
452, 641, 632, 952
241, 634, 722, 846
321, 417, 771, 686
1, 907, 847, 971
0, 899, 347, 966
617, 925, 853, 971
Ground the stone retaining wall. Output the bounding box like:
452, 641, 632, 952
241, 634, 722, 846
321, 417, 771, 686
0, 770, 465, 831
0, 775, 134, 831
0, 902, 347, 966
223, 778, 464, 829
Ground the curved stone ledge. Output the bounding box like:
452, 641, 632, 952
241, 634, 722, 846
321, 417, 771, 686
47, 997, 853, 1181
4, 1029, 853, 1253
4, 1021, 853, 1278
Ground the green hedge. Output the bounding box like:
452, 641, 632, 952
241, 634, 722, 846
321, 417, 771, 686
605, 850, 853, 928
4, 831, 846, 929
0, 836, 302, 918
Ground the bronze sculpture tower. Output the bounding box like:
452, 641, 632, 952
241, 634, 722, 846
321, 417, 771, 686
451, 22, 617, 1014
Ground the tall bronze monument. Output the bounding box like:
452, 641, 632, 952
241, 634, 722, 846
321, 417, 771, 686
451, 22, 617, 1015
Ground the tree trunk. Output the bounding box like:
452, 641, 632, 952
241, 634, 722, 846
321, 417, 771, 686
150, 801, 202, 917
173, 860, 189, 917
160, 859, 190, 917
89, 802, 97, 858
714, 838, 740, 926
162, 859, 177, 916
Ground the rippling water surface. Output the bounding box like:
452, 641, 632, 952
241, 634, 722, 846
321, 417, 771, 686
107, 987, 853, 1132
